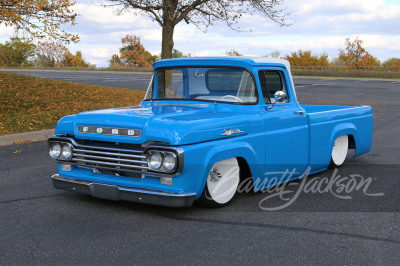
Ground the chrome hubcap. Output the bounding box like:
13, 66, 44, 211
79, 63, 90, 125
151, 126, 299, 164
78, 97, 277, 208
209, 168, 222, 182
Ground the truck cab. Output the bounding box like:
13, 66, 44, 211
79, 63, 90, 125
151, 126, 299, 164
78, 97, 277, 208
49, 57, 373, 207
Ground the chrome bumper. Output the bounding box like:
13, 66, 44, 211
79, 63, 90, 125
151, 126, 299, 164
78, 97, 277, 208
51, 174, 196, 207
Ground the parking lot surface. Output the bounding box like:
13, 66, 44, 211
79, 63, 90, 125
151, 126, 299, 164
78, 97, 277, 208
0, 71, 399, 264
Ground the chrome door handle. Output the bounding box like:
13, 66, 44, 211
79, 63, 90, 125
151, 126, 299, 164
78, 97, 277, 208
294, 110, 304, 115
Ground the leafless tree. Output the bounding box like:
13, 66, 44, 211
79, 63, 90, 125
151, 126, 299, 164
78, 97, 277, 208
102, 0, 290, 59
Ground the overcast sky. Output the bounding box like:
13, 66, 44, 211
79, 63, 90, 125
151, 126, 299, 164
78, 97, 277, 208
1, 0, 399, 67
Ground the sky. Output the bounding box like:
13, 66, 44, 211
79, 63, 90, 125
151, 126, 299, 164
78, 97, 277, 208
1, 0, 399, 67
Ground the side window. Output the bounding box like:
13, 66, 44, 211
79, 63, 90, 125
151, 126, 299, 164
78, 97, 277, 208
157, 70, 184, 99
258, 70, 288, 104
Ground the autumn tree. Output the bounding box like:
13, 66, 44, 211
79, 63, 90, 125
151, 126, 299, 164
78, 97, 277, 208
109, 54, 124, 68
338, 37, 380, 68
226, 49, 243, 56
0, 0, 79, 43
110, 35, 154, 67
383, 58, 400, 71
35, 41, 68, 67
62, 51, 93, 67
284, 50, 329, 67
0, 37, 36, 67
103, 0, 289, 59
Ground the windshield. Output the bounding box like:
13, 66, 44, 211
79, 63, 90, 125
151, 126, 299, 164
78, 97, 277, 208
144, 67, 258, 104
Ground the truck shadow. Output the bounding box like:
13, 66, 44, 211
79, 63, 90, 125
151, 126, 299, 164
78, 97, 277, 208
67, 162, 396, 217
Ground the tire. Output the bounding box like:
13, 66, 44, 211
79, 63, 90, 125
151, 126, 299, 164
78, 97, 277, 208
329, 135, 349, 168
197, 158, 240, 207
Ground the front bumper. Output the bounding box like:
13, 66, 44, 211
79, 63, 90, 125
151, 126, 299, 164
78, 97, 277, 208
52, 174, 196, 207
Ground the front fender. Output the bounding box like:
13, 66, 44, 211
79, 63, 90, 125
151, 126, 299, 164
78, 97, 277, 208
198, 141, 262, 196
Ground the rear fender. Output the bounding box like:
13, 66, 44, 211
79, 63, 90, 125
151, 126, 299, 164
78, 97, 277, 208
330, 123, 360, 158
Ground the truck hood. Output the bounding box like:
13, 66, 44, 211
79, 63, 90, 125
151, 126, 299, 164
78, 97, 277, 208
57, 103, 253, 145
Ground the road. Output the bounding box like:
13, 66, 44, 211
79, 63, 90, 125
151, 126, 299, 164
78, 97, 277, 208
1, 70, 399, 265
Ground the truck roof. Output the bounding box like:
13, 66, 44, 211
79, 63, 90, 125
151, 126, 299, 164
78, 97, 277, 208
153, 57, 291, 70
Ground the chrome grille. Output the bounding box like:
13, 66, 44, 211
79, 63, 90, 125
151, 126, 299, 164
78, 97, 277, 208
70, 143, 149, 173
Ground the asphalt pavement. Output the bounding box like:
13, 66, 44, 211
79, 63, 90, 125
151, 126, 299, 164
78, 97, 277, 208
0, 70, 399, 265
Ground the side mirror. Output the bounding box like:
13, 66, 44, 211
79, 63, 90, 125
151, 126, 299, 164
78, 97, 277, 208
274, 91, 286, 103
267, 91, 287, 110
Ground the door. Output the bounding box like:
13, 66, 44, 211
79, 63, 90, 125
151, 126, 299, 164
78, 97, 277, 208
259, 70, 309, 188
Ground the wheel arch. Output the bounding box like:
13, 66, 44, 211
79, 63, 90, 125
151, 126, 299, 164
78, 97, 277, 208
330, 123, 360, 159
199, 142, 262, 196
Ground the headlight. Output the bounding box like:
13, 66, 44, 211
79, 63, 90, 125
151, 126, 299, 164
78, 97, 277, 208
163, 153, 177, 172
61, 143, 73, 160
50, 143, 62, 159
146, 151, 178, 173
147, 152, 162, 170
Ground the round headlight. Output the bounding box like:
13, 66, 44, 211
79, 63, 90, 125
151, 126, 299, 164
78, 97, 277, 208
163, 153, 176, 172
147, 152, 162, 170
61, 143, 73, 160
50, 143, 62, 159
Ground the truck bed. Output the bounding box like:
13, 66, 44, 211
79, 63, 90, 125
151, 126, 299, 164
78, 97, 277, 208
301, 105, 373, 172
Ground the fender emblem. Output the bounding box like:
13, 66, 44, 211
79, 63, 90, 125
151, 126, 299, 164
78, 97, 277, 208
221, 128, 244, 136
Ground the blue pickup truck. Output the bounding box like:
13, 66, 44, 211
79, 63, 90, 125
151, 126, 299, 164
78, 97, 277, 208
49, 57, 373, 207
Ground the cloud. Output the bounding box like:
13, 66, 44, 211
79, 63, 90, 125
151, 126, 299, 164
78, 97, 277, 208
0, 0, 399, 66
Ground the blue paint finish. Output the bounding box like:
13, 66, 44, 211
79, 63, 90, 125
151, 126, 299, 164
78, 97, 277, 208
51, 57, 373, 205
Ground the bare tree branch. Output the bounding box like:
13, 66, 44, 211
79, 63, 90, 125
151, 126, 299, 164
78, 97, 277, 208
102, 0, 291, 58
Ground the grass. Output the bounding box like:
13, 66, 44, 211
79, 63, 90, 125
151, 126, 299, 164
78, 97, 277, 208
0, 72, 146, 135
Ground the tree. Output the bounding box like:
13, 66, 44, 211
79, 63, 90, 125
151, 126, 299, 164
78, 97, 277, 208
0, 37, 36, 67
62, 51, 93, 67
110, 35, 155, 67
284, 50, 329, 67
172, 48, 191, 58
383, 58, 400, 71
104, 0, 289, 59
34, 42, 92, 68
0, 0, 79, 43
262, 50, 281, 58
109, 54, 124, 68
338, 37, 380, 68
226, 49, 243, 56
35, 41, 68, 67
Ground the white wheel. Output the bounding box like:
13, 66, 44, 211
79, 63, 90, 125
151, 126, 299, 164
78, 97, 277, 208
330, 135, 348, 168
198, 158, 240, 207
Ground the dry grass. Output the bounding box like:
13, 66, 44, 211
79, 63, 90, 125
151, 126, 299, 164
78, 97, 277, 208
0, 72, 146, 135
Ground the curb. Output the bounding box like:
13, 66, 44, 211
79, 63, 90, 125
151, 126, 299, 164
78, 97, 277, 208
0, 129, 55, 146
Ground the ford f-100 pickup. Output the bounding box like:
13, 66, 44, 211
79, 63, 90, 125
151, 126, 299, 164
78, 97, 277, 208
48, 57, 373, 207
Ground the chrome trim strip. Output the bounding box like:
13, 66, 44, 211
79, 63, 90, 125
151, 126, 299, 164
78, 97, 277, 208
74, 158, 150, 170
153, 102, 210, 107
73, 153, 147, 164
49, 137, 143, 154
73, 148, 146, 159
